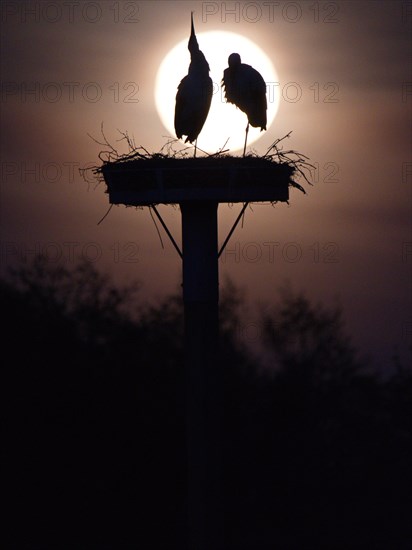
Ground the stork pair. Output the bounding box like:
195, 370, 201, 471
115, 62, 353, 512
174, 13, 267, 157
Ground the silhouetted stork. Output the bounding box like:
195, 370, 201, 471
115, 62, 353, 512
174, 13, 213, 156
222, 53, 267, 156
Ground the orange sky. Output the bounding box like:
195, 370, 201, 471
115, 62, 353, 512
1, 0, 411, 372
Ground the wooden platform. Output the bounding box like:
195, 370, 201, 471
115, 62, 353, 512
101, 156, 293, 205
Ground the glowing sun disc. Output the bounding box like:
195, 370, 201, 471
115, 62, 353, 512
155, 31, 280, 153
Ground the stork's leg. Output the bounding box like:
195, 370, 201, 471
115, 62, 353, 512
194, 139, 197, 158
243, 123, 249, 157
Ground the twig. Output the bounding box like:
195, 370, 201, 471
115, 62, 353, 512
148, 206, 165, 250
97, 203, 114, 225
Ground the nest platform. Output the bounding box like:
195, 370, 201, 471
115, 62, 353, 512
101, 156, 294, 206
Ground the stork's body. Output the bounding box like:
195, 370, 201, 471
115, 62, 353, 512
174, 13, 213, 152
222, 53, 267, 155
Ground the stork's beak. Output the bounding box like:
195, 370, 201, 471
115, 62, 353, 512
188, 11, 199, 52
191, 11, 195, 37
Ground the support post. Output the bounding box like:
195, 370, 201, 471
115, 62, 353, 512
180, 201, 223, 550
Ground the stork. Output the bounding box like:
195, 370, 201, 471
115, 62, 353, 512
174, 13, 213, 156
222, 53, 267, 156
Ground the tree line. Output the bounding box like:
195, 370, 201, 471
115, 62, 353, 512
2, 256, 411, 549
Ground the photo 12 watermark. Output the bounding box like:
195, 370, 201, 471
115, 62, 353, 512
1, 1, 140, 24
308, 161, 340, 184
402, 242, 411, 263
220, 241, 340, 264
210, 80, 340, 105
201, 2, 340, 24
1, 241, 140, 265
1, 81, 139, 104
1, 161, 99, 185
402, 162, 412, 184
402, 82, 412, 102
235, 319, 299, 345
402, 2, 412, 25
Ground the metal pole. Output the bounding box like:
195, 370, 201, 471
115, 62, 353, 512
180, 201, 223, 550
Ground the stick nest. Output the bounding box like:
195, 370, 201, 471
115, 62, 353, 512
81, 127, 313, 197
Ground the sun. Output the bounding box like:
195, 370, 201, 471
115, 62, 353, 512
155, 31, 280, 153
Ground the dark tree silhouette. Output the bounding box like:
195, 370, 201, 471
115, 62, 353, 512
2, 257, 186, 548
261, 287, 363, 385
222, 288, 412, 549
2, 258, 411, 549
